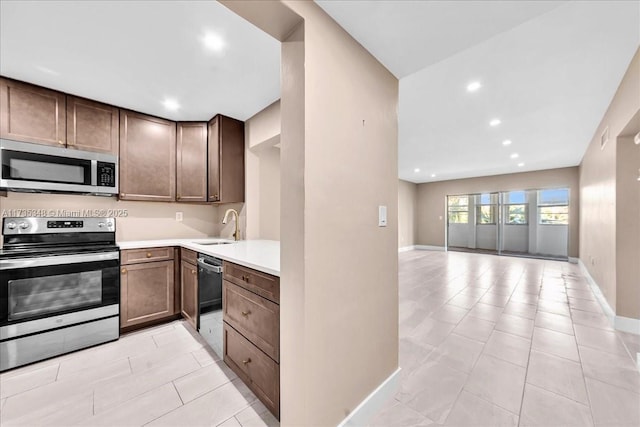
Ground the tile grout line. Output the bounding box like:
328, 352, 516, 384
514, 275, 544, 427
569, 277, 598, 426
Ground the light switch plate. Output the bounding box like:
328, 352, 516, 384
378, 205, 387, 227
176, 212, 183, 222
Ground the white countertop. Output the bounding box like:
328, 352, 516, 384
117, 239, 280, 277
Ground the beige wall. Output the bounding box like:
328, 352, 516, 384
616, 136, 640, 318
416, 167, 580, 257
580, 48, 639, 316
223, 1, 400, 425
244, 100, 281, 240
285, 3, 398, 424
398, 179, 417, 248
0, 192, 219, 242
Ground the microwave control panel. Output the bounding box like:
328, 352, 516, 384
97, 162, 116, 187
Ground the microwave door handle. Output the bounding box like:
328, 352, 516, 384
91, 160, 97, 186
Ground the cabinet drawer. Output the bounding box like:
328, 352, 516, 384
121, 247, 174, 264
181, 248, 198, 265
224, 323, 279, 419
223, 280, 279, 362
223, 262, 279, 304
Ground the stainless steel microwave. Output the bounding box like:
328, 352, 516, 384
0, 139, 118, 195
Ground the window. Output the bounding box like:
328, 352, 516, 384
504, 191, 528, 225
538, 189, 569, 225
448, 196, 468, 224
476, 193, 497, 224
506, 205, 527, 224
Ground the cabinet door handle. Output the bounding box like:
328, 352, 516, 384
58, 140, 64, 145
146, 252, 152, 258
121, 268, 127, 274
191, 269, 196, 275
120, 193, 125, 198
242, 358, 251, 365
241, 310, 251, 317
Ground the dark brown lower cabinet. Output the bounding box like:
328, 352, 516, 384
222, 261, 280, 420
180, 260, 198, 329
120, 259, 175, 329
224, 323, 280, 418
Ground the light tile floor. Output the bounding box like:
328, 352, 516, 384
2, 251, 639, 426
0, 320, 279, 427
370, 250, 640, 426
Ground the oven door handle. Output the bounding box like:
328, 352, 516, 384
0, 252, 119, 270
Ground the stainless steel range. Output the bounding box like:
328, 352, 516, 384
0, 217, 120, 371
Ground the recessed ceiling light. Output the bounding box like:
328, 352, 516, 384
414, 168, 420, 173
466, 81, 482, 92
489, 119, 501, 127
431, 173, 436, 178
502, 139, 512, 146
510, 153, 519, 159
162, 98, 180, 111
518, 162, 525, 167
202, 32, 225, 52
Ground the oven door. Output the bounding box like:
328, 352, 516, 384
0, 251, 120, 329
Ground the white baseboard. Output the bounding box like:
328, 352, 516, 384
414, 245, 446, 251
578, 259, 640, 336
337, 367, 401, 427
615, 316, 640, 335
568, 257, 579, 264
398, 245, 415, 253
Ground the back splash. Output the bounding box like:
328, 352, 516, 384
1, 192, 245, 243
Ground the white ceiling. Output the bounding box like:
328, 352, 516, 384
2, 1, 638, 184
0, 1, 280, 122
318, 1, 640, 183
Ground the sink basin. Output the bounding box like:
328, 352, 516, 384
194, 241, 233, 245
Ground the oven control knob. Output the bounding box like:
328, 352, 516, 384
6, 221, 17, 230
98, 222, 105, 228
106, 221, 113, 227
19, 222, 29, 230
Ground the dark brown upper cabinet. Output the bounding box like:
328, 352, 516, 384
120, 110, 176, 201
0, 77, 66, 147
66, 96, 119, 155
208, 115, 245, 203
176, 122, 207, 202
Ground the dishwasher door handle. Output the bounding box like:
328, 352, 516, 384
197, 258, 223, 274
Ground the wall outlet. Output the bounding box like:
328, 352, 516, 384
176, 212, 183, 222
378, 205, 387, 227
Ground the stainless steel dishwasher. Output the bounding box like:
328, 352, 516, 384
196, 254, 223, 356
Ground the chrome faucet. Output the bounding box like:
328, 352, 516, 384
222, 208, 240, 241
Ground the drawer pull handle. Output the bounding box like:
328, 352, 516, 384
241, 275, 250, 282
241, 310, 251, 317
242, 358, 251, 365
121, 268, 127, 274
146, 252, 152, 258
